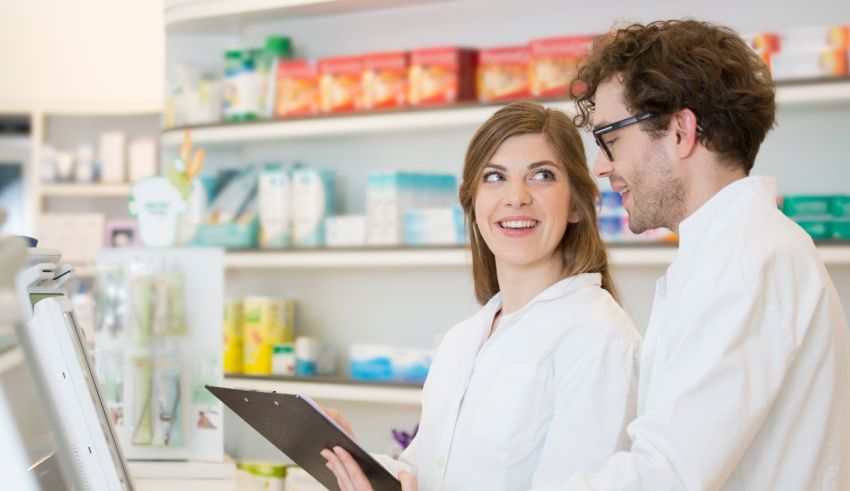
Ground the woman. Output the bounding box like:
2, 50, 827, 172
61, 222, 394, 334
322, 101, 640, 491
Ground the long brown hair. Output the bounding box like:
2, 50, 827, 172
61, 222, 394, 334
459, 101, 619, 304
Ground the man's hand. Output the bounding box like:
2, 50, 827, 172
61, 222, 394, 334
321, 446, 418, 491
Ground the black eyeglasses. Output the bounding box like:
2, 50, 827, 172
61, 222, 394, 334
592, 112, 656, 162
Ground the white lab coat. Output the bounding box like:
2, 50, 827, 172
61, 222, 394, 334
384, 273, 641, 491
539, 176, 850, 490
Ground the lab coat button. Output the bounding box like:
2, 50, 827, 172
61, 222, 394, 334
436, 456, 446, 469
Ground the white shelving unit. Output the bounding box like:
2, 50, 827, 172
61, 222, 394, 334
40, 183, 132, 198
161, 80, 850, 148
222, 244, 850, 270
224, 375, 422, 405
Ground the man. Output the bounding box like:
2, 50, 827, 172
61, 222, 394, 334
323, 20, 850, 490
554, 19, 850, 489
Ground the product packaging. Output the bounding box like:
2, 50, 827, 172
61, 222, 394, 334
223, 299, 244, 374
129, 138, 159, 182
257, 36, 293, 119
477, 45, 531, 102
275, 60, 320, 117
242, 297, 295, 375
325, 215, 367, 247
319, 55, 364, 113
528, 35, 595, 98
408, 47, 477, 106
362, 51, 409, 109
99, 131, 127, 183
259, 164, 293, 248
292, 168, 335, 247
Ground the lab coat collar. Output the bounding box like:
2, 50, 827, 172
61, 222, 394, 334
676, 175, 777, 258
485, 272, 603, 317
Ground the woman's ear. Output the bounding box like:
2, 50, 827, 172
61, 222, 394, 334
568, 207, 582, 224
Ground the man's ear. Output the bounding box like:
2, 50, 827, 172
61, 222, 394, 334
672, 108, 700, 159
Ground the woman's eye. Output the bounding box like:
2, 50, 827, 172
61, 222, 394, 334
531, 169, 555, 181
483, 171, 503, 183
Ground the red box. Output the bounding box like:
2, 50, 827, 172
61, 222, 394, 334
319, 55, 364, 113
409, 47, 477, 106
477, 45, 531, 102
275, 60, 320, 118
748, 33, 781, 68
529, 35, 596, 98
362, 51, 409, 110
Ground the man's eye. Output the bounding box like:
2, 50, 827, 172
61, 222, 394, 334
531, 170, 555, 181
604, 137, 618, 147
483, 171, 503, 182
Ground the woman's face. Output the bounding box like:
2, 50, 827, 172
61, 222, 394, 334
474, 133, 578, 273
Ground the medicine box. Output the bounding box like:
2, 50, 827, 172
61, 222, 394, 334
477, 45, 531, 102
408, 46, 477, 106
319, 55, 364, 113
362, 51, 409, 110
275, 60, 320, 117
529, 35, 595, 98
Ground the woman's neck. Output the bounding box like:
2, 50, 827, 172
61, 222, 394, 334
496, 257, 565, 315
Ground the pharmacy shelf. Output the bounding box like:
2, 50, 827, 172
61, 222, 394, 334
775, 78, 850, 107
224, 375, 423, 405
225, 247, 471, 269
165, 0, 453, 34
162, 100, 573, 147
0, 345, 24, 375
40, 184, 132, 198
223, 243, 850, 270
161, 80, 850, 147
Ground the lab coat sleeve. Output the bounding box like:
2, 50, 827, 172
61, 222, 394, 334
529, 248, 803, 490
530, 331, 639, 486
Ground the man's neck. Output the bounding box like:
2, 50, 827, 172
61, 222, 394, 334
673, 154, 748, 233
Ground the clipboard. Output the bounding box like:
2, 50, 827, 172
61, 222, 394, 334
205, 385, 401, 491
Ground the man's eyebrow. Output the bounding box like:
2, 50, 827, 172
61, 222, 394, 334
592, 121, 610, 132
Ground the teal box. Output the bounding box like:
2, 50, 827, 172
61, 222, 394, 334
833, 220, 850, 240
795, 219, 833, 240
782, 196, 831, 217
830, 196, 850, 219
195, 216, 259, 249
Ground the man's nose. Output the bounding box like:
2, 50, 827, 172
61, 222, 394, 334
593, 151, 613, 178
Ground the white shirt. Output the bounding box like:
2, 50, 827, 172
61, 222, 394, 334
542, 176, 850, 490
390, 273, 641, 491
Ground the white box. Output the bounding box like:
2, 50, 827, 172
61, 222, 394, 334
98, 131, 127, 183
128, 137, 158, 182
37, 213, 105, 264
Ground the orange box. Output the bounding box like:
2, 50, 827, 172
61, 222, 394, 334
319, 55, 364, 113
747, 33, 781, 68
409, 47, 477, 106
275, 60, 320, 118
362, 51, 409, 110
529, 35, 596, 98
477, 45, 531, 102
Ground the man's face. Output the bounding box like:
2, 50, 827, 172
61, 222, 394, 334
591, 77, 685, 233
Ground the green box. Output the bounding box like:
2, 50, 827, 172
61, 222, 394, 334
833, 220, 850, 240
781, 196, 831, 217
794, 219, 833, 240
830, 196, 850, 219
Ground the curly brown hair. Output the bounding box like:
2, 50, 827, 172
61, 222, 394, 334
571, 19, 776, 173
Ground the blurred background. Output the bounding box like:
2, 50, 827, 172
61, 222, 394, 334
1, 0, 849, 488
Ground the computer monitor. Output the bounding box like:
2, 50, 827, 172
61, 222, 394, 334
4, 243, 134, 490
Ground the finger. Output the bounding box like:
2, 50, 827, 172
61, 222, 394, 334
333, 446, 374, 489
399, 471, 419, 491
322, 449, 354, 491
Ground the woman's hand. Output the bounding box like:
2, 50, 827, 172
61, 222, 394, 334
320, 405, 356, 439
321, 446, 419, 491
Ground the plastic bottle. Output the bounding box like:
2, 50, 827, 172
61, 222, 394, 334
223, 50, 243, 122
258, 36, 293, 119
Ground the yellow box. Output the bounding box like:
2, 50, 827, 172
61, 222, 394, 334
243, 297, 295, 375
